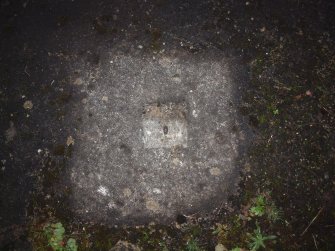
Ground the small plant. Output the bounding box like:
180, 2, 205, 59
249, 195, 266, 217
186, 238, 202, 251
230, 248, 242, 251
267, 202, 283, 222
212, 223, 227, 237
159, 242, 169, 251
43, 222, 78, 251
248, 225, 276, 251
249, 194, 282, 222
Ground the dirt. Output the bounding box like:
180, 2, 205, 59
1, 0, 334, 250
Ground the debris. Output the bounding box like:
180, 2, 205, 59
145, 199, 160, 212
73, 78, 83, 85
300, 207, 324, 236
5, 122, 16, 142
97, 186, 109, 196
210, 167, 222, 176
215, 244, 228, 251
24, 65, 30, 76
66, 136, 75, 146
153, 188, 162, 194
23, 100, 33, 110
110, 240, 141, 251
123, 188, 132, 197
306, 90, 312, 97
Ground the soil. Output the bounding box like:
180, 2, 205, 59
0, 0, 334, 250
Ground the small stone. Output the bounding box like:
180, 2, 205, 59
5, 122, 16, 142
123, 188, 132, 197
215, 244, 228, 251
66, 136, 75, 146
73, 78, 83, 85
153, 188, 162, 194
172, 74, 181, 83
110, 240, 141, 251
145, 199, 160, 212
210, 167, 222, 176
23, 100, 33, 110
102, 96, 109, 101
306, 90, 312, 96
138, 45, 143, 49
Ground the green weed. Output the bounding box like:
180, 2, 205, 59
249, 195, 266, 217
247, 225, 276, 251
186, 238, 202, 251
43, 222, 78, 251
267, 202, 283, 222
249, 194, 282, 222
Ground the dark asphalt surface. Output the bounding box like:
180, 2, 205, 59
1, 0, 334, 250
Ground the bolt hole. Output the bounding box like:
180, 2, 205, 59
163, 125, 168, 135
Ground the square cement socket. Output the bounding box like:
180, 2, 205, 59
142, 103, 187, 148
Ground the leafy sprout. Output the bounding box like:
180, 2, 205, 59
186, 238, 202, 251
249, 195, 266, 217
43, 222, 78, 251
267, 202, 283, 222
248, 225, 276, 251
230, 248, 242, 251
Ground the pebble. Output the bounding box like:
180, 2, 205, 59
23, 100, 33, 110
215, 244, 228, 251
210, 167, 222, 176
146, 199, 160, 212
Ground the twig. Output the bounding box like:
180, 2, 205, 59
300, 207, 324, 236
312, 234, 319, 250
24, 65, 30, 77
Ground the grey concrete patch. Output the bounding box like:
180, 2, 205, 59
142, 103, 188, 148
68, 45, 249, 225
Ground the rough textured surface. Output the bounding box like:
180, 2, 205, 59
68, 48, 250, 224
142, 103, 188, 149
3, 0, 334, 249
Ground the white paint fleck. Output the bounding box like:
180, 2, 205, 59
97, 185, 109, 196
108, 201, 116, 209
153, 188, 162, 194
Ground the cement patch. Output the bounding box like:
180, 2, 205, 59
68, 47, 248, 225
142, 103, 188, 148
